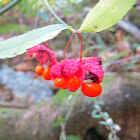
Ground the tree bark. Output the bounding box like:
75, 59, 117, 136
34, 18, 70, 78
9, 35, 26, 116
0, 73, 140, 140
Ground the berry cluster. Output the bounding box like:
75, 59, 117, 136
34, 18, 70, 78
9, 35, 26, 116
28, 44, 104, 97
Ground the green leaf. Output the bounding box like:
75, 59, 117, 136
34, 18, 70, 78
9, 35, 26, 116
91, 109, 102, 119
111, 51, 129, 60
53, 89, 71, 104
79, 0, 137, 32
108, 133, 113, 140
103, 112, 109, 119
92, 114, 102, 119
0, 24, 71, 59
93, 104, 100, 109
91, 109, 98, 117
0, 24, 28, 34
99, 121, 108, 125
98, 101, 104, 106
66, 135, 82, 140
52, 117, 66, 127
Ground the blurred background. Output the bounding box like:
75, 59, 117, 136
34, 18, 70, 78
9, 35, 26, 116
0, 0, 140, 140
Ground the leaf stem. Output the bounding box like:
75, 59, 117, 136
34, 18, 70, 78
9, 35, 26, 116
63, 33, 83, 60
0, 0, 22, 16
76, 33, 83, 61
63, 32, 76, 59
46, 15, 53, 26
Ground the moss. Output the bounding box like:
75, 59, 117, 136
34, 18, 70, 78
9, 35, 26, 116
128, 8, 140, 28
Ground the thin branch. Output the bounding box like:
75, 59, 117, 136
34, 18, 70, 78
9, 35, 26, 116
77, 33, 83, 61
42, 0, 75, 32
46, 15, 53, 26
33, 0, 40, 29
103, 55, 140, 68
65, 94, 78, 120
0, 101, 29, 109
93, 99, 119, 139
42, 0, 67, 25
60, 123, 67, 140
0, 0, 23, 16
117, 20, 140, 39
59, 93, 78, 140
63, 32, 76, 59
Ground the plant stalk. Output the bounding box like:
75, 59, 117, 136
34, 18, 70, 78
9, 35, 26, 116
0, 0, 23, 16
63, 32, 76, 59
77, 33, 83, 61
42, 0, 75, 32
42, 0, 67, 25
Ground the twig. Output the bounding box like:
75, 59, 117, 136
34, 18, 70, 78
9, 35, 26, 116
42, 0, 67, 25
77, 33, 83, 61
60, 123, 67, 140
93, 99, 119, 140
59, 93, 78, 140
103, 55, 140, 68
33, 0, 40, 29
46, 15, 53, 26
0, 101, 29, 109
0, 0, 23, 16
63, 32, 76, 59
117, 20, 140, 39
42, 0, 75, 32
65, 94, 78, 120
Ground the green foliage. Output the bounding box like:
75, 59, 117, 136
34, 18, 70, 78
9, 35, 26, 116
0, 24, 71, 59
53, 89, 77, 104
53, 89, 71, 104
52, 117, 66, 127
109, 51, 129, 60
108, 133, 113, 140
103, 112, 109, 119
99, 121, 108, 125
0, 24, 28, 34
91, 110, 102, 118
66, 135, 82, 140
48, 0, 56, 7
0, 0, 3, 5
79, 0, 137, 32
19, 0, 38, 17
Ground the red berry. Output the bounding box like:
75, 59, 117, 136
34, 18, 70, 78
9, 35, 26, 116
35, 65, 44, 76
66, 75, 81, 91
43, 67, 51, 80
81, 83, 102, 97
54, 77, 66, 89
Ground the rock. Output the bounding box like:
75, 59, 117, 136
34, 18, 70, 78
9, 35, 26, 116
0, 73, 139, 140
0, 85, 13, 102
0, 65, 53, 103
